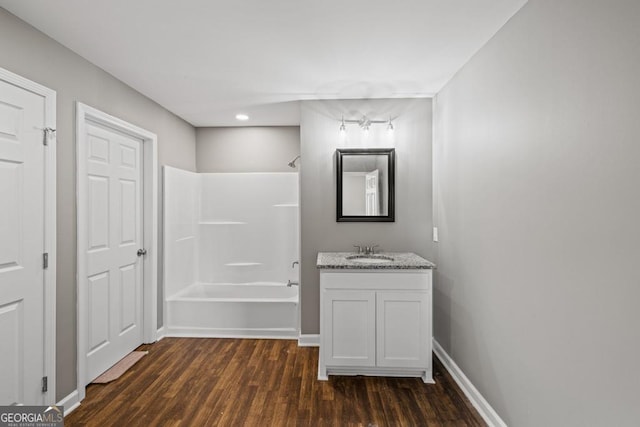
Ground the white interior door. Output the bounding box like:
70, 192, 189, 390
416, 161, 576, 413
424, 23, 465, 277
365, 169, 379, 216
0, 78, 46, 405
83, 120, 144, 382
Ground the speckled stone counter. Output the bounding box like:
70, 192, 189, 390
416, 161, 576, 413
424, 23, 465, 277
316, 252, 435, 270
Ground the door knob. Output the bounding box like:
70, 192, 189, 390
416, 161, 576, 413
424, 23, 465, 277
137, 248, 147, 257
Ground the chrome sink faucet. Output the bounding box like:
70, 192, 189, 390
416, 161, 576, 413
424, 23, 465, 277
354, 245, 379, 255
364, 245, 378, 255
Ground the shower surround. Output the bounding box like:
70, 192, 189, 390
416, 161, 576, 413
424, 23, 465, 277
163, 167, 299, 338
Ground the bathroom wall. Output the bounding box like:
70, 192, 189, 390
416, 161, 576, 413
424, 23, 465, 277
0, 9, 197, 400
342, 174, 367, 215
196, 126, 300, 172
299, 99, 433, 334
433, 0, 640, 425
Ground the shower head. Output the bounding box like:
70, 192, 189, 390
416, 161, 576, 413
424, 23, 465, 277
287, 155, 301, 168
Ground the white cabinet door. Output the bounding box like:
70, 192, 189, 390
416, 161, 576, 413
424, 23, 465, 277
376, 291, 430, 369
323, 290, 376, 367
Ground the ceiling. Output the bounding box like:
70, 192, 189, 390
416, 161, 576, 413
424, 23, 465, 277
0, 0, 527, 127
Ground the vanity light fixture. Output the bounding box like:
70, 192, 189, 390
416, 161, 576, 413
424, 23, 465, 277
339, 115, 394, 133
235, 113, 249, 121
362, 120, 370, 136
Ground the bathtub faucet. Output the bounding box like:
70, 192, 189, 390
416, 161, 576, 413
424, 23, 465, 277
287, 280, 299, 287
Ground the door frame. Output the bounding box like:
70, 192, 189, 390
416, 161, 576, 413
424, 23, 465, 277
0, 67, 57, 404
75, 103, 157, 401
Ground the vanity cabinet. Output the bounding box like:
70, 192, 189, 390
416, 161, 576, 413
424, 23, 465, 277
319, 270, 433, 383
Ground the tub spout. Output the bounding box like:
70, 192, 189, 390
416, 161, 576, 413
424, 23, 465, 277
287, 280, 299, 287
292, 261, 299, 268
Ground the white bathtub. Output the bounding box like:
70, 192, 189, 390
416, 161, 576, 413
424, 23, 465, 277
166, 283, 299, 339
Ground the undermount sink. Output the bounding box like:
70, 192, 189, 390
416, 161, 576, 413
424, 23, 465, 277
346, 255, 395, 264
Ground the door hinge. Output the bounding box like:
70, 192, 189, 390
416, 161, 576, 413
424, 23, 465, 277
42, 128, 56, 146
43, 253, 48, 269
42, 376, 48, 393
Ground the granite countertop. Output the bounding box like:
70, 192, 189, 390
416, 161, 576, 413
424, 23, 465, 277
316, 252, 435, 270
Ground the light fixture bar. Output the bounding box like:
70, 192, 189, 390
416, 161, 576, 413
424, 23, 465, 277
340, 115, 394, 132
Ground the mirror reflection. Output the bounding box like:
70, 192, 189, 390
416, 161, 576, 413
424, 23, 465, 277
336, 148, 395, 222
342, 155, 388, 216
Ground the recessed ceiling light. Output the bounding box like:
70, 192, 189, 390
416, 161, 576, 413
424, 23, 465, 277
235, 114, 249, 121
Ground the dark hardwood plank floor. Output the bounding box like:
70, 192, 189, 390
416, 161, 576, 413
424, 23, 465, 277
66, 338, 486, 427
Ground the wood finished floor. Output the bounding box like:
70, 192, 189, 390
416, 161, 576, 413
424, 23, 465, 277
66, 338, 485, 427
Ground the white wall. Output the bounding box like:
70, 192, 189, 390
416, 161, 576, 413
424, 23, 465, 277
433, 0, 640, 425
300, 99, 433, 333
163, 170, 300, 297
199, 173, 299, 284
0, 8, 197, 399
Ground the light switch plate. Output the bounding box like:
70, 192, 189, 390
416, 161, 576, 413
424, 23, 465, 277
433, 226, 439, 242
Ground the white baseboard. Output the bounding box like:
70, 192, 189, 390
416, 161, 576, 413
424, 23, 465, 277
57, 389, 80, 417
156, 326, 165, 341
433, 340, 507, 427
298, 334, 320, 347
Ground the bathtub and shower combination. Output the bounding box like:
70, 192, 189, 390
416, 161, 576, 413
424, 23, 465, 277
164, 167, 300, 338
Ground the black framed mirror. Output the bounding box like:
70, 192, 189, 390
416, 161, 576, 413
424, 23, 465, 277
336, 148, 395, 222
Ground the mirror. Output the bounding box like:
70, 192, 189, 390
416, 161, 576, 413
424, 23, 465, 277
336, 148, 395, 222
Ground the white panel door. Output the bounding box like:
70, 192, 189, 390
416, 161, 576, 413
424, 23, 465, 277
365, 169, 379, 216
323, 290, 376, 367
376, 291, 430, 368
83, 120, 143, 382
0, 79, 46, 405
